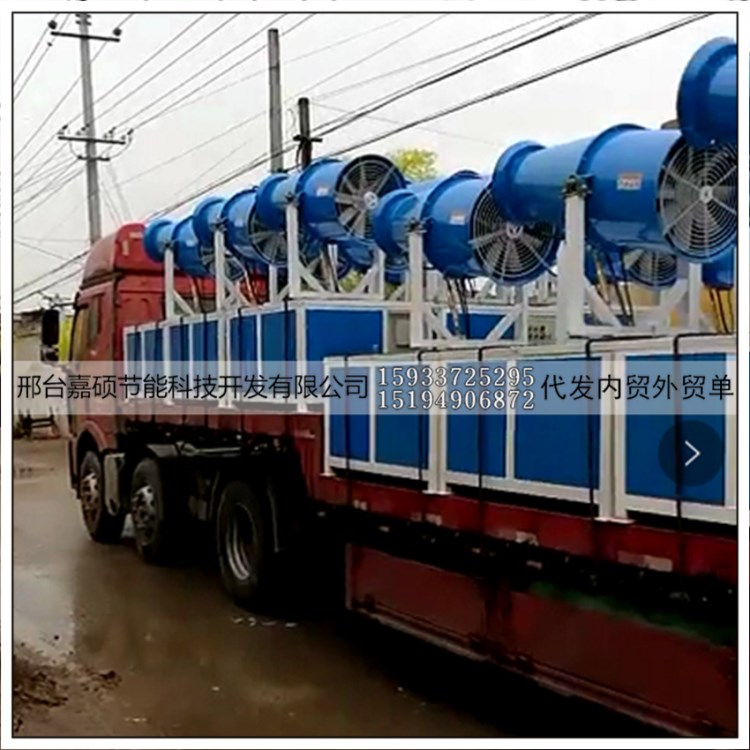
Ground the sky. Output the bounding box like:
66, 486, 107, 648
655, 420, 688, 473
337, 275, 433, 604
11, 10, 737, 309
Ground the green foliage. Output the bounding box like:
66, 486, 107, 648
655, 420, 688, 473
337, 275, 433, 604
387, 148, 439, 182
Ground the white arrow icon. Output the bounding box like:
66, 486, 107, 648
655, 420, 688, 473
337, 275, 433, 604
684, 440, 701, 468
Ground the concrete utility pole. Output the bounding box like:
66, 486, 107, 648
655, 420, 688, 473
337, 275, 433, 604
53, 13, 126, 246
267, 28, 283, 172
294, 97, 321, 169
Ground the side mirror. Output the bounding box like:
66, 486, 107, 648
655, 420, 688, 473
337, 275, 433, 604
40, 309, 60, 363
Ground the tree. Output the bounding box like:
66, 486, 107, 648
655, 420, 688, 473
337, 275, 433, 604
387, 148, 438, 182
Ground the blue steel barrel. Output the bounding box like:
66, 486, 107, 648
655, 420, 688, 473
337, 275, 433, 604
143, 218, 174, 263
221, 188, 266, 263
171, 216, 209, 277
702, 247, 735, 289
192, 196, 226, 248
171, 213, 244, 281
678, 37, 737, 148
295, 154, 406, 268
492, 124, 736, 262
255, 172, 300, 231
372, 171, 559, 283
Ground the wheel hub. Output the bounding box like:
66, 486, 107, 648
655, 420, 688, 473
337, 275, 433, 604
132, 484, 158, 543
80, 472, 100, 524
226, 506, 255, 583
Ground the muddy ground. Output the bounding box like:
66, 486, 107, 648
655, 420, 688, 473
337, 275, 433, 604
12, 438, 654, 738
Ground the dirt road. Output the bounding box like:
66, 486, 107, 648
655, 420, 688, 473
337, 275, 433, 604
13, 438, 653, 738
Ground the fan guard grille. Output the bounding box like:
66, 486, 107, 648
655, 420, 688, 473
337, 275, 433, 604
624, 248, 677, 288
334, 158, 403, 241
470, 187, 557, 284
248, 208, 350, 278
249, 209, 288, 266
658, 142, 737, 260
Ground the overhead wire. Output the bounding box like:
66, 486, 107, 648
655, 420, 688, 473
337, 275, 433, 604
145, 14, 411, 122
323, 13, 711, 158
88, 14, 207, 115
312, 14, 555, 105
14, 41, 108, 174
15, 237, 68, 261
124, 14, 307, 132
93, 14, 244, 126
14, 13, 58, 85
292, 14, 449, 104
14, 13, 70, 102
314, 13, 596, 139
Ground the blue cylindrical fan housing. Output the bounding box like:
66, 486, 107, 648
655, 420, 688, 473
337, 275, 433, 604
221, 188, 265, 263
296, 154, 406, 268
373, 171, 487, 278
492, 124, 728, 258
677, 37, 737, 148
702, 247, 735, 289
170, 210, 244, 281
255, 172, 300, 231
192, 196, 226, 248
171, 216, 209, 277
143, 218, 174, 264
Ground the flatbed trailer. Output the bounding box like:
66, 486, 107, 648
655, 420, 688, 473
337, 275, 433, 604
56, 214, 736, 738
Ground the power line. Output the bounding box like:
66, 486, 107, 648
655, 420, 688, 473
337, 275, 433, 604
93, 14, 242, 126
116, 110, 265, 190
144, 14, 412, 123
14, 162, 84, 224
315, 13, 596, 139
14, 237, 68, 261
14, 42, 108, 173
313, 14, 557, 104
15, 155, 72, 193
14, 14, 70, 101
123, 14, 298, 132
14, 249, 88, 294
15, 265, 86, 304
90, 14, 207, 115
294, 14, 449, 104
14, 14, 58, 85
310, 100, 498, 146
325, 13, 711, 159
106, 161, 131, 219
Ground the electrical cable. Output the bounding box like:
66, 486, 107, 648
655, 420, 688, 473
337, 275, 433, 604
14, 265, 86, 304
14, 14, 69, 102
125, 14, 306, 132
313, 13, 593, 139
90, 15, 207, 113
14, 14, 57, 85
146, 15, 410, 122
14, 237, 68, 261
15, 41, 108, 172
296, 14, 448, 104
314, 13, 558, 107
324, 13, 710, 158
94, 14, 245, 126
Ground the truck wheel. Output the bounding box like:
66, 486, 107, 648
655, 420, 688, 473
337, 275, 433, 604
130, 457, 179, 565
216, 480, 272, 608
78, 450, 125, 544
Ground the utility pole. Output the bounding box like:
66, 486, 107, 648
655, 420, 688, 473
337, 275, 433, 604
294, 97, 321, 169
53, 13, 126, 246
267, 28, 284, 172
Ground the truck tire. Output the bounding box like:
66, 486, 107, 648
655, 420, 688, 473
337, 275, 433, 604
130, 457, 182, 565
78, 450, 125, 544
216, 480, 273, 608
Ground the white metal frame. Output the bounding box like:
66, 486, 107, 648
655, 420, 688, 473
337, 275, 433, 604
555, 179, 704, 342
324, 335, 736, 526
405, 228, 533, 350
